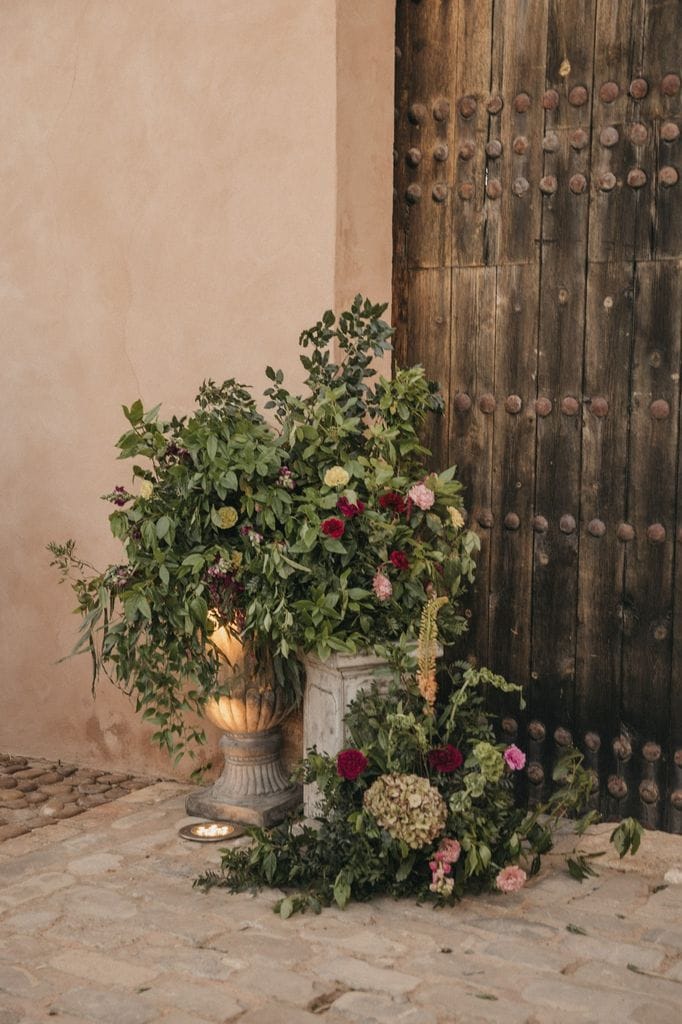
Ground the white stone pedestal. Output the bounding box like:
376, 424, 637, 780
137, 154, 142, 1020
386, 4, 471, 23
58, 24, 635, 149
302, 651, 388, 815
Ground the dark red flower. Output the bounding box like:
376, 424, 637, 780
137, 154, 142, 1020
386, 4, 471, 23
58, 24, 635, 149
337, 748, 369, 781
321, 517, 346, 539
428, 745, 464, 773
337, 496, 365, 518
389, 549, 409, 570
378, 491, 407, 515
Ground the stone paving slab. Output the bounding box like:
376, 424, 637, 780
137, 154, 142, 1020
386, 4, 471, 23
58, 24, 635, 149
0, 783, 681, 1023
0, 754, 155, 842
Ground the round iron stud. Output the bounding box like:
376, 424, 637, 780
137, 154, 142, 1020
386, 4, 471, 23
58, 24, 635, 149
559, 514, 577, 534
406, 147, 422, 167
568, 85, 589, 107
647, 523, 666, 543
477, 510, 494, 529
569, 173, 588, 194
454, 392, 472, 413
432, 183, 448, 203
514, 92, 531, 113
627, 167, 647, 188
675, 749, 682, 768
554, 726, 573, 748
599, 81, 619, 103
629, 78, 649, 99
542, 131, 560, 153
408, 102, 427, 125
650, 399, 670, 419
487, 94, 504, 115
630, 122, 649, 145
542, 89, 560, 110
459, 141, 475, 160
479, 393, 496, 414
458, 182, 475, 200
661, 73, 681, 96
486, 139, 503, 158
584, 731, 601, 752
528, 720, 546, 741
599, 172, 617, 192
600, 126, 619, 148
505, 394, 523, 414
504, 512, 521, 531
661, 121, 680, 143
433, 98, 450, 121
535, 397, 552, 417
614, 735, 632, 761
406, 184, 422, 204
532, 515, 548, 533
659, 165, 679, 187
486, 179, 502, 200
588, 518, 606, 537
539, 175, 558, 195
513, 135, 529, 155
527, 763, 544, 785
433, 143, 449, 162
590, 396, 609, 417
639, 781, 659, 805
512, 177, 530, 197
671, 790, 682, 810
570, 128, 589, 150
561, 396, 580, 416
501, 717, 518, 737
608, 775, 628, 799
459, 95, 477, 118
617, 523, 635, 542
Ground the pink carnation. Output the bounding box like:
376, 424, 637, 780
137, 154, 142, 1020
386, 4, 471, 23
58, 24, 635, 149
496, 865, 527, 893
408, 483, 435, 510
503, 744, 526, 771
372, 570, 392, 601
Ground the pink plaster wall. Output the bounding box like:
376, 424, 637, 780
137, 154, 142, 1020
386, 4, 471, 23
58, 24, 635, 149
0, 0, 394, 778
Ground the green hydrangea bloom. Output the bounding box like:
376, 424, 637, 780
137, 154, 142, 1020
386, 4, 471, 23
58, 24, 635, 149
363, 772, 447, 849
473, 741, 504, 783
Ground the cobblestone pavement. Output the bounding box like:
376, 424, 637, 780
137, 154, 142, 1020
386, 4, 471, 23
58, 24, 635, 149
0, 783, 681, 1024
0, 754, 154, 842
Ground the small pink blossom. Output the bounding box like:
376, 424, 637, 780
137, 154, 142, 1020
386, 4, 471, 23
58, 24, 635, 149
496, 865, 527, 893
429, 863, 454, 897
408, 482, 436, 510
504, 744, 526, 771
437, 837, 462, 864
372, 570, 393, 601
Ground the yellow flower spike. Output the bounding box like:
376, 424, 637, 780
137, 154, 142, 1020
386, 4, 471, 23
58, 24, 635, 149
416, 595, 448, 710
324, 466, 350, 488
447, 506, 465, 530
217, 506, 238, 529
139, 480, 154, 500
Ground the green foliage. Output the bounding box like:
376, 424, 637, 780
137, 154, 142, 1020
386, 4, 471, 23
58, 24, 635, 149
195, 663, 639, 915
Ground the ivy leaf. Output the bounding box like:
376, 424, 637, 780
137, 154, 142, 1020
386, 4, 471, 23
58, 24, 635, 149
333, 870, 352, 909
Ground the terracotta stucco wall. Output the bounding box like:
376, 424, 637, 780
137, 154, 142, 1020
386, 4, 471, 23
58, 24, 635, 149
0, 0, 394, 778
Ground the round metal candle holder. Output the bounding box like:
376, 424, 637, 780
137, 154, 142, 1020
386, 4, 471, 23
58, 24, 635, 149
178, 821, 245, 843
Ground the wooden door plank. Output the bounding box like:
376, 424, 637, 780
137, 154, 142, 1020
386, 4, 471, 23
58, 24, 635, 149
406, 267, 452, 471
488, 263, 539, 689
448, 266, 497, 667
576, 263, 634, 754
491, 0, 549, 266
530, 0, 596, 735
621, 262, 681, 744
392, 0, 411, 366
587, 1, 648, 264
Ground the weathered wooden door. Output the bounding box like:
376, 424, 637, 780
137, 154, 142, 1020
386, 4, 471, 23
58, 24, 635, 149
393, 0, 682, 831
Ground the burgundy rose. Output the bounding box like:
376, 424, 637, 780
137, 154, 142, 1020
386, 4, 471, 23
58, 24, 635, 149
428, 744, 464, 773
337, 496, 365, 518
378, 491, 407, 515
389, 549, 409, 570
337, 748, 369, 781
321, 517, 346, 539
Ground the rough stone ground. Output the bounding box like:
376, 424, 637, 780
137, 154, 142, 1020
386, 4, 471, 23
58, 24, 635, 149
1, 783, 681, 1024
0, 754, 155, 842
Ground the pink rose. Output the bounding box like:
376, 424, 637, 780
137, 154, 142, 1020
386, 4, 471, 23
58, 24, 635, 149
496, 865, 527, 893
503, 744, 526, 771
408, 483, 435, 510
372, 570, 392, 601
437, 837, 461, 864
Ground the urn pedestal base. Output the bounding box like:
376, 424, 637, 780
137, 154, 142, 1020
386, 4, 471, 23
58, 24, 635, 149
185, 726, 301, 827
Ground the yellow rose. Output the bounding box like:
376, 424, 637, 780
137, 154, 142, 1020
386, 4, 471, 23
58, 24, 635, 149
324, 466, 350, 488
217, 506, 238, 529
139, 480, 154, 500
447, 506, 465, 530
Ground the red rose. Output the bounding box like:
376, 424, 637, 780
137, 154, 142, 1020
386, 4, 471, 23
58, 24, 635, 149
389, 549, 409, 570
321, 517, 346, 539
378, 491, 407, 515
337, 749, 369, 781
428, 745, 463, 773
337, 496, 365, 518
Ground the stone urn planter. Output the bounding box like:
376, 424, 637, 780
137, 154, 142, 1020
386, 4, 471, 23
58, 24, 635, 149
186, 651, 300, 827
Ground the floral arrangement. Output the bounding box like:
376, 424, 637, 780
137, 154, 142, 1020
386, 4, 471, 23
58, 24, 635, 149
196, 599, 642, 914
49, 297, 478, 760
